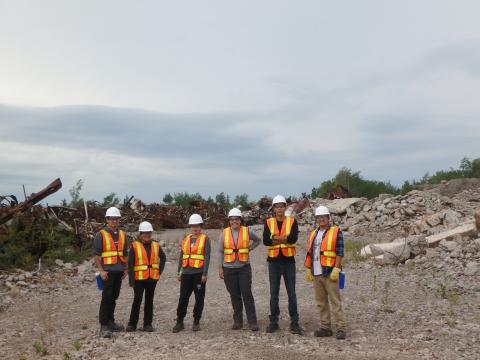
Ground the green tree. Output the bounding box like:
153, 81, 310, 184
102, 192, 120, 207
68, 179, 84, 208
215, 192, 230, 207
233, 193, 250, 208
163, 193, 174, 204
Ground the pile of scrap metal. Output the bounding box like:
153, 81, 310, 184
1, 180, 320, 248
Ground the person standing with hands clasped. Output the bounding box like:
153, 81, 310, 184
93, 207, 129, 338
218, 208, 261, 331
263, 195, 303, 335
126, 221, 166, 332
305, 205, 347, 340
172, 214, 211, 333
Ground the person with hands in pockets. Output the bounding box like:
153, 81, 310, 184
172, 214, 211, 333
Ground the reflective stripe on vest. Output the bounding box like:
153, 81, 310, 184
266, 217, 296, 258
304, 226, 339, 269
132, 240, 160, 280
223, 226, 250, 263
181, 234, 206, 268
100, 229, 126, 265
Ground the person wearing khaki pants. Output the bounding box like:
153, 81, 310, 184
305, 205, 346, 340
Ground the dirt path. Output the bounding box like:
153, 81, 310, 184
1, 228, 479, 359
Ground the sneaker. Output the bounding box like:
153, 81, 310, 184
192, 320, 201, 332
108, 322, 124, 332
143, 325, 154, 332
336, 330, 346, 340
125, 324, 136, 332
265, 323, 279, 333
231, 322, 243, 330
314, 328, 333, 337
172, 321, 184, 333
249, 323, 260, 332
290, 323, 304, 335
100, 325, 112, 338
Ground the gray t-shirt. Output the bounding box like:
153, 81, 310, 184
217, 227, 261, 269
177, 235, 211, 276
93, 226, 129, 272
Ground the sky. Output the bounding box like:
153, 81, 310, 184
0, 0, 479, 204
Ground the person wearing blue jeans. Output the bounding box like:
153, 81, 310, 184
263, 195, 303, 335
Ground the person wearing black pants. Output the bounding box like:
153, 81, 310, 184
172, 214, 211, 333
176, 272, 206, 323
126, 221, 166, 332
93, 207, 129, 338
99, 271, 124, 327
218, 208, 261, 331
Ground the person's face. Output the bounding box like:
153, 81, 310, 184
191, 225, 202, 235
106, 217, 120, 229
139, 231, 152, 243
316, 215, 330, 228
229, 217, 241, 230
274, 203, 286, 217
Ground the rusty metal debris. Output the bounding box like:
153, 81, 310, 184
0, 178, 62, 225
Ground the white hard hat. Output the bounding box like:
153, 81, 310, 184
138, 221, 154, 232
188, 214, 203, 225
228, 208, 242, 218
105, 207, 121, 218
315, 205, 330, 216
272, 195, 287, 205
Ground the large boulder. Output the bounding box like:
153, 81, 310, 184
327, 198, 364, 215
426, 222, 477, 247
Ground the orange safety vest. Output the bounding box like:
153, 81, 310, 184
131, 240, 161, 280
266, 217, 296, 258
223, 226, 250, 263
181, 234, 207, 268
100, 229, 127, 265
304, 226, 339, 269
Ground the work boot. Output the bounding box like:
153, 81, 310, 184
172, 321, 184, 333
108, 321, 124, 332
336, 330, 347, 340
125, 324, 136, 332
249, 322, 260, 332
265, 323, 279, 333
314, 328, 333, 337
289, 323, 304, 335
192, 319, 201, 332
143, 325, 154, 332
231, 322, 243, 330
100, 325, 112, 338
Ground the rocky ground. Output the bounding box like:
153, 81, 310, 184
1, 180, 480, 359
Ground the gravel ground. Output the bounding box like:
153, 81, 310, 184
1, 228, 479, 360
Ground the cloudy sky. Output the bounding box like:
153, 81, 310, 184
0, 0, 479, 204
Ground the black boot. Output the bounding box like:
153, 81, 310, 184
108, 321, 124, 332
192, 319, 201, 331
100, 325, 112, 338
314, 328, 333, 337
290, 323, 304, 335
172, 320, 184, 333
266, 323, 279, 333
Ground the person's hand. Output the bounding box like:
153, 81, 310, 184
305, 269, 314, 282
219, 268, 224, 279
177, 273, 182, 282
201, 275, 208, 284
330, 267, 341, 282
100, 270, 108, 281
